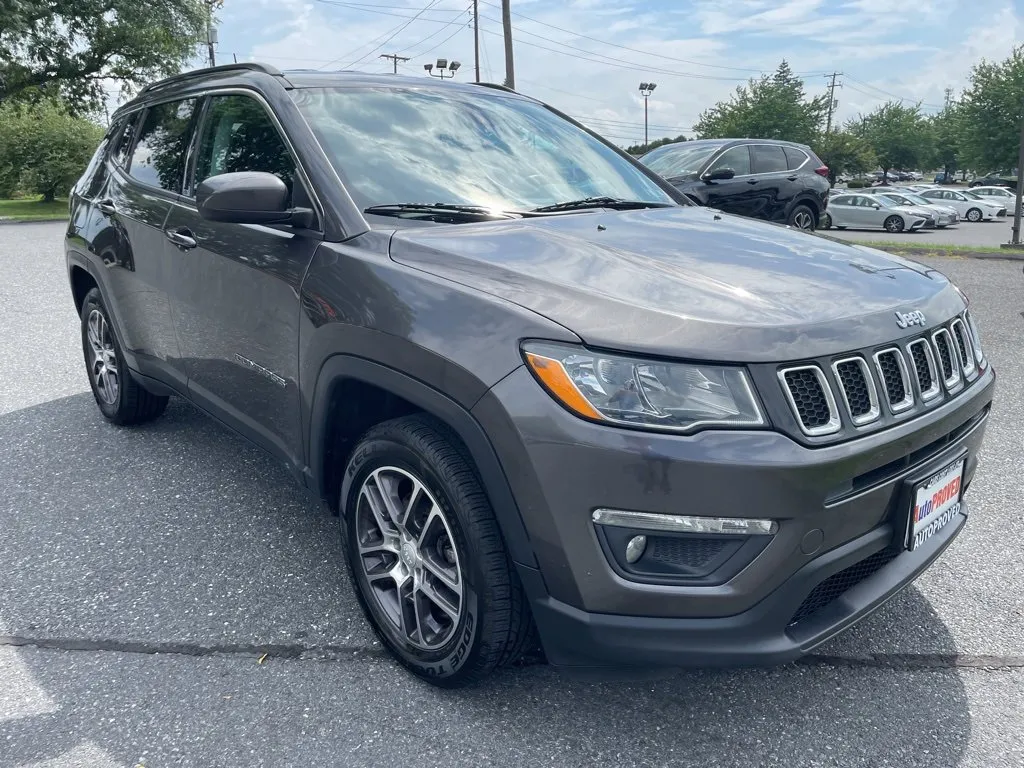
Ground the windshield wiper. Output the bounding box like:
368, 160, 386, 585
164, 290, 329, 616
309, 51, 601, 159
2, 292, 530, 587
530, 197, 675, 213
364, 203, 519, 219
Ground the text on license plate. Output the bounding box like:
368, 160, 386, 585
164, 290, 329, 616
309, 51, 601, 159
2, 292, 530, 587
910, 458, 965, 550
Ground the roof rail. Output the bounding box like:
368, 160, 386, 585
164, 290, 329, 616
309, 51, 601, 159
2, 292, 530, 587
472, 82, 518, 94
138, 62, 283, 97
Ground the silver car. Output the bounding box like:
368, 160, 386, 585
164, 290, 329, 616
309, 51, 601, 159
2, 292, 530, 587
874, 191, 958, 227
824, 192, 928, 232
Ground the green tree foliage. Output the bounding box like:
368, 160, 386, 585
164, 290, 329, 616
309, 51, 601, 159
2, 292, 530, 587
625, 134, 688, 156
956, 45, 1024, 173
0, 0, 208, 113
812, 130, 876, 185
0, 101, 104, 200
693, 62, 828, 144
847, 101, 931, 182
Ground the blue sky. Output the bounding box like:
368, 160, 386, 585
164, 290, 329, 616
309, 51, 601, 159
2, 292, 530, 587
203, 0, 1024, 146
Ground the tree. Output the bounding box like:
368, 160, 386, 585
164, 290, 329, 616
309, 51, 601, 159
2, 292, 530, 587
0, 0, 208, 113
694, 62, 828, 144
848, 101, 931, 183
0, 101, 104, 201
625, 134, 688, 155
956, 45, 1024, 173
929, 106, 961, 181
812, 130, 876, 185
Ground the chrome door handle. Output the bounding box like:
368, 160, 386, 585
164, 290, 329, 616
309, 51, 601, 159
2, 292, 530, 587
165, 228, 197, 250
97, 199, 117, 216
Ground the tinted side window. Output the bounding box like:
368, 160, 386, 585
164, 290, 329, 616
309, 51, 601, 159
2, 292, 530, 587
783, 146, 808, 170
112, 113, 140, 167
128, 99, 198, 192
751, 145, 788, 174
194, 94, 295, 201
708, 146, 750, 176
832, 196, 852, 205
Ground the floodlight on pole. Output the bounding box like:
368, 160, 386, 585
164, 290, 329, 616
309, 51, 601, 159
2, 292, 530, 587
426, 58, 461, 79
638, 82, 657, 146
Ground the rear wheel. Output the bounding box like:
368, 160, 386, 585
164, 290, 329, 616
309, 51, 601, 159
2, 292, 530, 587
966, 207, 983, 222
883, 215, 905, 233
80, 288, 168, 425
340, 415, 532, 687
787, 204, 816, 231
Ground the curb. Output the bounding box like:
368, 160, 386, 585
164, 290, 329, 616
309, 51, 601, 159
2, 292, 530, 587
871, 246, 1024, 262
0, 217, 68, 225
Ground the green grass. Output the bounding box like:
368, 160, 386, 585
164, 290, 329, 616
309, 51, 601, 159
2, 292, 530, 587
0, 197, 69, 221
865, 241, 1021, 256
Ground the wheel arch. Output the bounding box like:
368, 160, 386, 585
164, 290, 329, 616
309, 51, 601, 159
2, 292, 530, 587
308, 354, 538, 568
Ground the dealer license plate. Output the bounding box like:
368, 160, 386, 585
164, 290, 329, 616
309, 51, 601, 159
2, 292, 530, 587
907, 457, 965, 551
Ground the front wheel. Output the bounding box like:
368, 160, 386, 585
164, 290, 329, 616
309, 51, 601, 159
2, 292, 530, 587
818, 212, 832, 230
341, 415, 532, 687
788, 204, 816, 231
80, 288, 168, 425
966, 207, 983, 222
883, 215, 905, 233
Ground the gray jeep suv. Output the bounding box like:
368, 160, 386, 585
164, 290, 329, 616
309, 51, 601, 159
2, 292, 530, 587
65, 64, 995, 686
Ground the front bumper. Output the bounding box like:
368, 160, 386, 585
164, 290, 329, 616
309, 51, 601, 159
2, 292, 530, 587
473, 364, 994, 671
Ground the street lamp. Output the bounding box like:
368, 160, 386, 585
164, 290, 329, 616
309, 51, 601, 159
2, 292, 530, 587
638, 82, 657, 146
424, 58, 462, 79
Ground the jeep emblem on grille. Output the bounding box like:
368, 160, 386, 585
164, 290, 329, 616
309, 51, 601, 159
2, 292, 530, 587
895, 310, 926, 329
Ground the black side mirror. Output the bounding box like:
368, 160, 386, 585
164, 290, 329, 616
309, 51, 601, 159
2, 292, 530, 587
872, 204, 881, 210
196, 171, 313, 227
701, 167, 736, 182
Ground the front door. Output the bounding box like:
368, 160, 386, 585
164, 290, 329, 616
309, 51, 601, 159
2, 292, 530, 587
163, 92, 322, 470
702, 145, 757, 217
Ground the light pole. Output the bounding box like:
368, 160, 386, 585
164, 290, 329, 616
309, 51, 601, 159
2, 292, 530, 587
424, 59, 462, 80
639, 82, 657, 146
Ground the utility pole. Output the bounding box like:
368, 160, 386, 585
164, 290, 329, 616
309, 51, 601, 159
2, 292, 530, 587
944, 87, 954, 109
825, 72, 842, 133
204, 0, 217, 67
1006, 112, 1024, 248
473, 0, 480, 83
501, 0, 514, 89
379, 53, 410, 74
639, 82, 656, 146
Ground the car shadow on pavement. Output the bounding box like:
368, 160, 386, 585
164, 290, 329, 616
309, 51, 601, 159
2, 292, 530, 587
0, 393, 971, 766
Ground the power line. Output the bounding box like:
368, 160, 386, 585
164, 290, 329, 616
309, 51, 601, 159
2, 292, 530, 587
395, 2, 471, 55
346, 0, 442, 69
475, 0, 789, 74
379, 53, 410, 73
843, 75, 944, 110
477, 14, 751, 81
406, 18, 469, 59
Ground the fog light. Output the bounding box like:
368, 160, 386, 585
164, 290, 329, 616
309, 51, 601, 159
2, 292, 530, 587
592, 508, 778, 535
625, 535, 647, 564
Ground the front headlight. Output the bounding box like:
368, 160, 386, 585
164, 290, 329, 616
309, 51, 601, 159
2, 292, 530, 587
522, 341, 766, 433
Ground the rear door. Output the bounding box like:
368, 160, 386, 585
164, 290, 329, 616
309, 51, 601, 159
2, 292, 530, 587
748, 144, 791, 221
99, 99, 199, 389
702, 145, 756, 217
163, 91, 322, 470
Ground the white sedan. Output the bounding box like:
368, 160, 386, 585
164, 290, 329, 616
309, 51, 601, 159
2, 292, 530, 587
969, 185, 1018, 204
824, 193, 928, 232
918, 188, 1006, 221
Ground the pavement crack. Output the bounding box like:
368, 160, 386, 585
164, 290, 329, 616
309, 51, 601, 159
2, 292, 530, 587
0, 634, 389, 662
801, 653, 1024, 670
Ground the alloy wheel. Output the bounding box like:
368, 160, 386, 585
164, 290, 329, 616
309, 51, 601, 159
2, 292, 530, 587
86, 309, 119, 405
966, 208, 982, 222
355, 466, 463, 650
792, 209, 815, 230
883, 215, 904, 233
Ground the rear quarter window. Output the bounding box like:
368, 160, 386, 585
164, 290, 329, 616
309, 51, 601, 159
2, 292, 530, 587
751, 145, 788, 174
783, 146, 808, 170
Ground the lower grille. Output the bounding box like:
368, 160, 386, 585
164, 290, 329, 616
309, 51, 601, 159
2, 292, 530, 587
789, 547, 900, 627
648, 537, 728, 569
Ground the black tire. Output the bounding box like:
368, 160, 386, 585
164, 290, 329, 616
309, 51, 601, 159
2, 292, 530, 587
835, 225, 847, 230
883, 215, 905, 233
818, 212, 832, 230
787, 203, 816, 231
966, 207, 983, 222
340, 414, 532, 687
80, 287, 168, 425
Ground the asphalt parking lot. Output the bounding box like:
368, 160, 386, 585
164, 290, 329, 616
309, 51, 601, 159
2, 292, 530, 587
2, 221, 1023, 768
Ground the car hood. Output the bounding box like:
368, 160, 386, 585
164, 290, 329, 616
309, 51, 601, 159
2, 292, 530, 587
388, 206, 966, 362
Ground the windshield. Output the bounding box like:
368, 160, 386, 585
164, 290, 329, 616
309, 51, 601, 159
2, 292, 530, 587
640, 143, 724, 179
960, 190, 983, 200
900, 193, 933, 206
291, 86, 674, 212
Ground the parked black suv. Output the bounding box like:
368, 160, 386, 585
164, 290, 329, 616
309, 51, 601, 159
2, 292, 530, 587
639, 138, 831, 230
66, 64, 994, 687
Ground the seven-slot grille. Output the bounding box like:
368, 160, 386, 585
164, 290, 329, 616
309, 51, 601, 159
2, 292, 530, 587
779, 312, 980, 436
